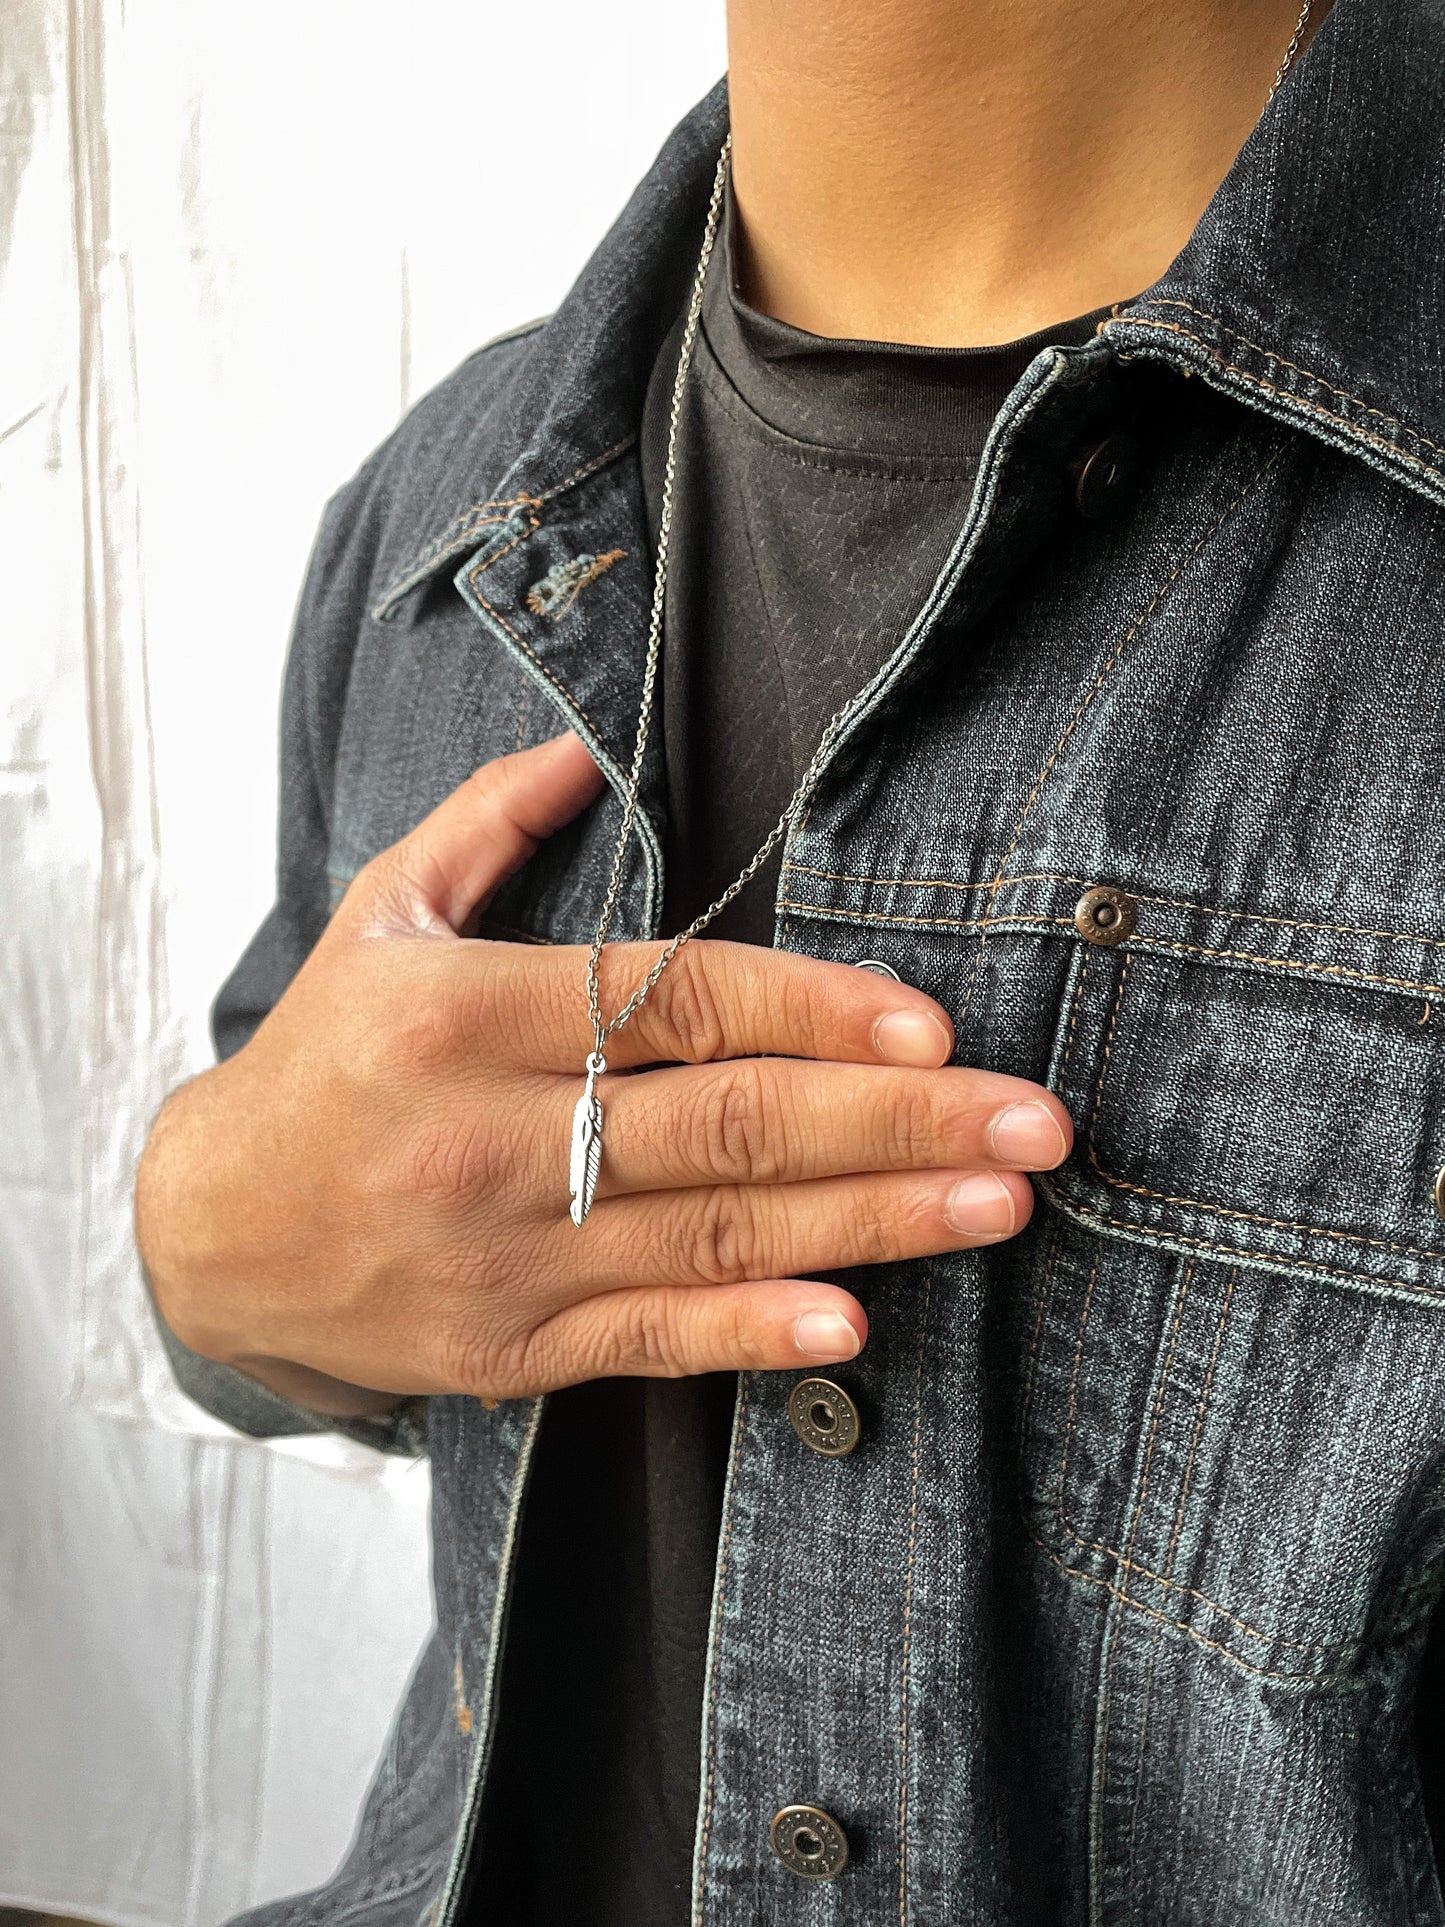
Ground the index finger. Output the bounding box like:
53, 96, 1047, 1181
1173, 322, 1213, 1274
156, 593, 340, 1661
513, 938, 956, 1071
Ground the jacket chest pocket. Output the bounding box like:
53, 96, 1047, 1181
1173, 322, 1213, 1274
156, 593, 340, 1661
1021, 939, 1445, 1686
1048, 945, 1445, 1299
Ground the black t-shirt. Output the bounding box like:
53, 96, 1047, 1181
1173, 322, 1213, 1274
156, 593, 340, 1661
467, 178, 1111, 1924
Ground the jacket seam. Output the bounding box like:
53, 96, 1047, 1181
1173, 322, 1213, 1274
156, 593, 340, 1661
779, 899, 1445, 997
372, 495, 541, 621
1112, 314, 1445, 489
692, 1374, 751, 1926
1135, 298, 1445, 461
897, 1262, 933, 1927
1090, 1257, 1195, 1918
1122, 1267, 1238, 1885
468, 564, 611, 753
954, 447, 1283, 1030
373, 436, 635, 619
1047, 1175, 1445, 1301
781, 860, 1445, 955
1040, 1240, 1356, 1664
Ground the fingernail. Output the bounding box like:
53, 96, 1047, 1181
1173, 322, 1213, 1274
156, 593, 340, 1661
944, 1172, 1017, 1240
793, 1309, 863, 1362
988, 1100, 1068, 1169
873, 1007, 951, 1066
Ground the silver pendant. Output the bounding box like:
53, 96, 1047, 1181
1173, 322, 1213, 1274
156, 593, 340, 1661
568, 1051, 606, 1227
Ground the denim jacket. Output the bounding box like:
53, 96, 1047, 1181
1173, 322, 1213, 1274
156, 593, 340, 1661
179, 1, 1445, 1918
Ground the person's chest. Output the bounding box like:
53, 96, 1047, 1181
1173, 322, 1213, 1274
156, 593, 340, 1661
326, 355, 1445, 1916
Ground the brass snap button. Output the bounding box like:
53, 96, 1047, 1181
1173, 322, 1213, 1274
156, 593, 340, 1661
769, 1804, 849, 1880
855, 958, 901, 980
1073, 432, 1142, 522
788, 1377, 861, 1457
1434, 1166, 1445, 1220
1074, 885, 1137, 947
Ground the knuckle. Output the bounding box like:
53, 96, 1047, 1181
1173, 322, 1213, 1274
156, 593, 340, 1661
881, 1078, 942, 1168
710, 1291, 770, 1370
648, 949, 728, 1063
834, 1187, 912, 1266
675, 1186, 759, 1286
430, 1265, 531, 1399
392, 987, 469, 1072
401, 1110, 510, 1206
590, 1297, 689, 1379
696, 1062, 782, 1184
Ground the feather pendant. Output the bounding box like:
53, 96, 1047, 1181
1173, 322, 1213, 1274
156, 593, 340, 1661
569, 1054, 606, 1227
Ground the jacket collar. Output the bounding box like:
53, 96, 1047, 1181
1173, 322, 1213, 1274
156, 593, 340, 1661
1104, 0, 1445, 510
384, 0, 1443, 617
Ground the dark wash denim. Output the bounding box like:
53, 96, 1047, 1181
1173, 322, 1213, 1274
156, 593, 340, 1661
172, 1, 1445, 1918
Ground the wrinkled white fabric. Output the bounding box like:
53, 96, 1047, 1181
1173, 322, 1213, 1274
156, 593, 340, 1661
0, 0, 722, 1916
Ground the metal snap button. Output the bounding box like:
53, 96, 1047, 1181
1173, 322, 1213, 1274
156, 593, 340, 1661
769, 1804, 849, 1880
788, 1377, 861, 1457
1073, 432, 1142, 521
855, 958, 901, 980
1434, 1165, 1445, 1220
1074, 885, 1137, 947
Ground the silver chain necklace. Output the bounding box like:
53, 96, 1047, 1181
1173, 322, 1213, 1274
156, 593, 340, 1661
568, 0, 1314, 1227
569, 131, 867, 1226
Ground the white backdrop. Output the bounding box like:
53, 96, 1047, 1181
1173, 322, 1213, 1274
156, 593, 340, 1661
1, 1, 725, 1919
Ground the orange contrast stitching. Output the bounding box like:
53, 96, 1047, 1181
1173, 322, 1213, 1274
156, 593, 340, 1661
694, 1375, 750, 1922
1019, 1222, 1064, 1471
1056, 1254, 1101, 1548
534, 437, 636, 503
1097, 1260, 1193, 1873
1138, 301, 1445, 460
1028, 1534, 1358, 1687
954, 448, 1284, 1029
1087, 1142, 1445, 1264
375, 494, 539, 614
1058, 957, 1092, 1086
780, 899, 1071, 933
1162, 1268, 1237, 1590
1113, 317, 1445, 488
375, 435, 633, 616
898, 1263, 933, 1927
1049, 1178, 1445, 1302
1046, 1241, 1350, 1655
468, 558, 610, 748
1089, 956, 1130, 1137
780, 861, 1445, 958
1079, 957, 1445, 1264
525, 547, 626, 621
1123, 1266, 1238, 1873
777, 899, 1445, 998
1110, 937, 1445, 998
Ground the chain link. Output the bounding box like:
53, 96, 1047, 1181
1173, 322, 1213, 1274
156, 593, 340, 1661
1268, 0, 1313, 105
584, 0, 1315, 1058
580, 130, 870, 1057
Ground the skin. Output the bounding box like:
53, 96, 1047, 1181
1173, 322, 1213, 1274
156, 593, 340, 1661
135, 3, 1320, 1414
136, 737, 1069, 1414
727, 0, 1326, 344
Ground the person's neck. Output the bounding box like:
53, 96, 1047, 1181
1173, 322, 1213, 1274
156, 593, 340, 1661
725, 0, 1322, 346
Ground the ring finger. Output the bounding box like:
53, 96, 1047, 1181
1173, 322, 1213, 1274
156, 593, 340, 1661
568, 1161, 1039, 1294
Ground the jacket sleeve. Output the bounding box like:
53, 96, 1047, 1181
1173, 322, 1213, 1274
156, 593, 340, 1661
148, 472, 427, 1457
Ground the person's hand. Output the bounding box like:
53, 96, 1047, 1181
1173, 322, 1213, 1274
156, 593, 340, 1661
135, 733, 1072, 1415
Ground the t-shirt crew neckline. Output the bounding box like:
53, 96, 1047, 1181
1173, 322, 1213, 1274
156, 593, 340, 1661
699, 167, 1119, 462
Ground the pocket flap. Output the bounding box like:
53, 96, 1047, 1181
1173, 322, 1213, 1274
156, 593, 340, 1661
1044, 945, 1445, 1304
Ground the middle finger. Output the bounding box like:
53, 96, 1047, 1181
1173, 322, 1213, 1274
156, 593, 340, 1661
587, 1056, 1072, 1198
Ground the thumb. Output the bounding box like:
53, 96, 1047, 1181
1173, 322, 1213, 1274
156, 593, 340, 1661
358, 732, 606, 935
